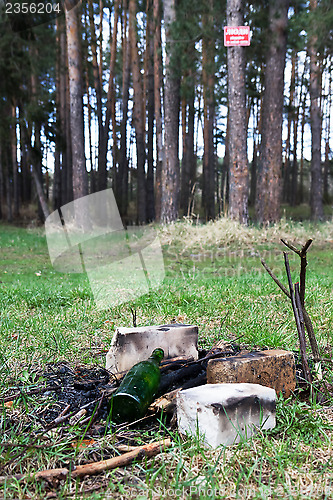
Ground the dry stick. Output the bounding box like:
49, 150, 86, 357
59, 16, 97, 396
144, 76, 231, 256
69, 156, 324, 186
295, 282, 308, 360
299, 239, 313, 305
262, 255, 320, 363
115, 412, 157, 432
284, 252, 312, 383
281, 239, 320, 362
281, 238, 313, 299
0, 438, 172, 484
2, 385, 61, 404
261, 259, 290, 298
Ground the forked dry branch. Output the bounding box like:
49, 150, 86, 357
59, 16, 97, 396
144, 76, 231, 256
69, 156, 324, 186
261, 238, 321, 381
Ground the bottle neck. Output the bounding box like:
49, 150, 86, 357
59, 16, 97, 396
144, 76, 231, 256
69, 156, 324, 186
149, 348, 164, 365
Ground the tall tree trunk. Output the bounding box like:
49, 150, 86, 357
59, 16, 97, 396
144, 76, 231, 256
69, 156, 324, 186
65, 2, 88, 204
299, 83, 307, 205
85, 70, 94, 190
255, 0, 288, 224
54, 16, 63, 210
58, 16, 71, 204
65, 43, 73, 203
323, 65, 331, 202
309, 0, 323, 219
249, 139, 257, 207
6, 176, 12, 223
161, 0, 180, 223
88, 0, 104, 191
180, 86, 195, 215
180, 28, 196, 216
202, 2, 215, 220
181, 97, 187, 213
11, 103, 19, 218
29, 48, 49, 221
18, 106, 30, 205
221, 114, 230, 212
18, 106, 30, 204
93, 0, 120, 193
129, 0, 146, 224
118, 1, 131, 216
153, 0, 163, 221
226, 0, 249, 224
146, 0, 155, 222
284, 50, 297, 204
30, 160, 50, 220
290, 55, 300, 207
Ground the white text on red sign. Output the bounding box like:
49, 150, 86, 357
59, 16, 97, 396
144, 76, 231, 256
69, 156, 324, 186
224, 26, 251, 47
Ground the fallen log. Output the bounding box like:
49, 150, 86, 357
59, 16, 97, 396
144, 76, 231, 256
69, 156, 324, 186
0, 438, 172, 484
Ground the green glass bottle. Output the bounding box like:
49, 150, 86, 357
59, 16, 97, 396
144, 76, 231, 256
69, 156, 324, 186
109, 348, 164, 424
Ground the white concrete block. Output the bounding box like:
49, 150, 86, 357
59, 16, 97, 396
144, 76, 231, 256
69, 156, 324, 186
177, 383, 276, 447
106, 324, 198, 373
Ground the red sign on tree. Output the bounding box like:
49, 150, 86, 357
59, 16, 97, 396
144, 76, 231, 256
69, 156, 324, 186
224, 26, 251, 47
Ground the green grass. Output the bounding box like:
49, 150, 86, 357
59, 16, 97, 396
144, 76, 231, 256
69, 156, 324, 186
1, 219, 333, 499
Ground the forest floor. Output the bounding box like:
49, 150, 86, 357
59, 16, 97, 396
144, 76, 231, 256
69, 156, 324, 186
1, 216, 333, 499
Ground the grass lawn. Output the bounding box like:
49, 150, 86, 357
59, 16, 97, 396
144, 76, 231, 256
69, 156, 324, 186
1, 217, 333, 499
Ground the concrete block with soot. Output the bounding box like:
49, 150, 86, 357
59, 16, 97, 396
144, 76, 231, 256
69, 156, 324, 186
207, 350, 296, 398
106, 324, 198, 373
177, 383, 276, 447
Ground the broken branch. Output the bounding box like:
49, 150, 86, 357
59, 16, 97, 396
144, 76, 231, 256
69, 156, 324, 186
261, 259, 290, 298
284, 252, 312, 383
281, 238, 313, 306
0, 439, 172, 484
262, 244, 320, 364
281, 239, 301, 255
2, 385, 60, 404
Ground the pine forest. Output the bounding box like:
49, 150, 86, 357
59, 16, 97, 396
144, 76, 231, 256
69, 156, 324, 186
0, 0, 332, 225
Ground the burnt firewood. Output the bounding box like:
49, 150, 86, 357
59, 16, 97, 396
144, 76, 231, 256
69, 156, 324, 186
158, 364, 204, 395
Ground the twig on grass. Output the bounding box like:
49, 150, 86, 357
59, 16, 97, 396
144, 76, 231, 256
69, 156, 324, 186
2, 384, 61, 404
130, 307, 137, 327
0, 438, 172, 484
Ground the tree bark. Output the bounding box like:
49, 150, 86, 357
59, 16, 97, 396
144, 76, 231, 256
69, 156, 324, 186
202, 2, 215, 220
153, 0, 163, 221
59, 17, 71, 204
161, 0, 180, 223
309, 0, 323, 219
146, 0, 155, 222
101, 0, 120, 193
129, 0, 146, 224
255, 0, 288, 224
284, 51, 297, 205
65, 2, 88, 205
180, 38, 196, 216
227, 0, 249, 224
118, 2, 131, 217
291, 55, 300, 207
88, 0, 104, 191
54, 16, 63, 210
11, 103, 19, 218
